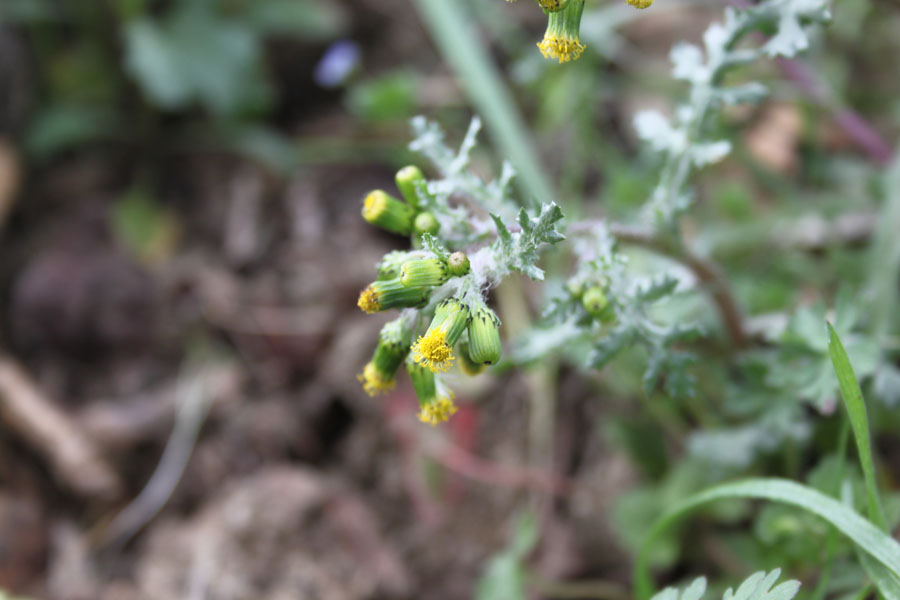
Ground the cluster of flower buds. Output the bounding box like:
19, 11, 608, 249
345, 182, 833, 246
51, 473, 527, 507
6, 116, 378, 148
567, 280, 616, 322
361, 166, 439, 237
506, 0, 653, 64
357, 167, 504, 425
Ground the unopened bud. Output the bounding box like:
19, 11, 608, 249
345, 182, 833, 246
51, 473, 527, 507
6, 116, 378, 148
395, 165, 428, 209
447, 251, 470, 277
362, 190, 415, 235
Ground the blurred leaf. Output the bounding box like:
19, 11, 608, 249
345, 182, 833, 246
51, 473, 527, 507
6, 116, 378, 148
239, 0, 346, 38
25, 104, 118, 159
113, 189, 179, 264
217, 124, 297, 175
124, 2, 271, 115
347, 72, 419, 123
0, 0, 56, 23
475, 512, 537, 600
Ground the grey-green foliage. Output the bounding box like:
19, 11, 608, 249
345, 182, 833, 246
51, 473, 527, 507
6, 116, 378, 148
767, 293, 879, 413
652, 571, 800, 600
636, 0, 831, 224
489, 204, 565, 281
410, 116, 520, 236
515, 0, 831, 398
408, 116, 564, 285
516, 225, 702, 398
687, 406, 811, 470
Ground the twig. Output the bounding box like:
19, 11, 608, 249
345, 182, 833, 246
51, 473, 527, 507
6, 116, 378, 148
96, 363, 214, 548
0, 355, 122, 501
581, 222, 749, 349
422, 436, 575, 497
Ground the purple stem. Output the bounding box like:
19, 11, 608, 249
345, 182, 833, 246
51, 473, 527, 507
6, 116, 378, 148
726, 0, 895, 165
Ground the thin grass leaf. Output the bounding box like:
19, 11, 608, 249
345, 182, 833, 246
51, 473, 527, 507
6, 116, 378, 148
827, 322, 887, 530
634, 479, 900, 600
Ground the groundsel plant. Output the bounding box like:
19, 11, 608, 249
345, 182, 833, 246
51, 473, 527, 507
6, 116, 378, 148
514, 0, 830, 394
357, 0, 831, 424
357, 118, 564, 425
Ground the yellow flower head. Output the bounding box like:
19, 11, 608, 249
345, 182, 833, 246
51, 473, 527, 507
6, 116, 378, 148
626, 0, 653, 8
357, 319, 411, 397
357, 361, 395, 396
537, 0, 586, 63
418, 395, 458, 426
412, 328, 454, 373
358, 286, 380, 314
412, 298, 470, 373
538, 0, 569, 11
362, 190, 388, 221
408, 358, 458, 425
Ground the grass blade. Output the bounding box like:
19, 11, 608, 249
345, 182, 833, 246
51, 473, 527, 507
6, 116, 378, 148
826, 322, 887, 531
633, 478, 900, 600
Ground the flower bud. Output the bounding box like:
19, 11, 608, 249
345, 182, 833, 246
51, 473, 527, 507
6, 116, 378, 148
412, 298, 470, 372
582, 286, 615, 322
377, 250, 414, 280
467, 306, 502, 365
537, 0, 585, 63
358, 278, 429, 314
566, 279, 584, 298
362, 190, 415, 235
407, 359, 458, 425
413, 211, 441, 235
413, 211, 440, 236
357, 319, 411, 396
395, 165, 428, 209
457, 341, 486, 376
400, 258, 449, 288
447, 251, 470, 276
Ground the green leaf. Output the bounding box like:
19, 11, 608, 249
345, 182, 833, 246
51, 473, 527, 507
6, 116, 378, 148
589, 325, 634, 369
490, 203, 565, 281
634, 479, 900, 600
240, 0, 346, 38
636, 275, 679, 303
25, 103, 118, 159
420, 233, 449, 261
827, 322, 887, 531
347, 72, 419, 123
124, 4, 270, 115
653, 571, 799, 600
491, 213, 513, 250
475, 512, 538, 600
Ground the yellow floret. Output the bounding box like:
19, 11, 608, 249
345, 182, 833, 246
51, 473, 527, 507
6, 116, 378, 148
626, 0, 653, 8
537, 35, 586, 63
418, 396, 458, 426
357, 362, 395, 396
411, 328, 454, 373
357, 286, 380, 314
362, 191, 388, 222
